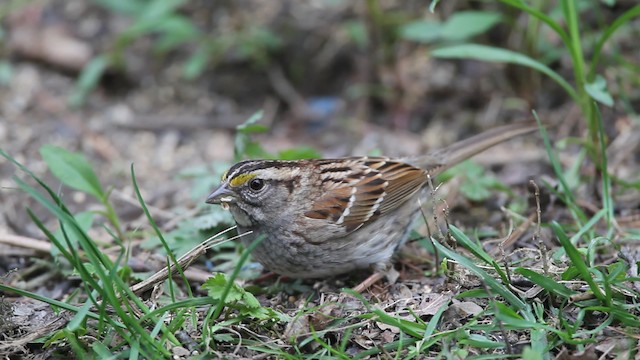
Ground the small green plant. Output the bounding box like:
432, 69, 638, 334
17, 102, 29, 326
39, 145, 123, 239
203, 273, 283, 321
233, 111, 321, 161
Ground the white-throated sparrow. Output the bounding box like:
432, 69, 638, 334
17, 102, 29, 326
206, 123, 539, 278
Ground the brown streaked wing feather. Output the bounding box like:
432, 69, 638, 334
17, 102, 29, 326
374, 161, 426, 214
304, 186, 352, 221
304, 158, 427, 236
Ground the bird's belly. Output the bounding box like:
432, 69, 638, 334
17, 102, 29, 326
238, 201, 421, 278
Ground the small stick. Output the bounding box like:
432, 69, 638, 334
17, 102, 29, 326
0, 233, 51, 253
495, 212, 535, 255
131, 226, 250, 295
418, 198, 439, 273
529, 180, 548, 275
352, 272, 384, 294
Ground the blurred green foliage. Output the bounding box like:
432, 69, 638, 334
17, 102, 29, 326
439, 161, 510, 202
71, 0, 282, 106
400, 11, 502, 43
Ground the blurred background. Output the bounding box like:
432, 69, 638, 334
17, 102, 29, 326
0, 0, 638, 243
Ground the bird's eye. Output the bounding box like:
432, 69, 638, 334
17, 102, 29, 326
248, 178, 265, 191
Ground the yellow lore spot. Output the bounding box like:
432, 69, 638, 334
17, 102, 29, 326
229, 173, 257, 187
221, 170, 229, 181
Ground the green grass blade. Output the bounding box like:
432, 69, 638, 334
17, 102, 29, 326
5, 151, 171, 357
130, 164, 194, 302
422, 301, 448, 340
594, 105, 613, 230
432, 44, 578, 102
68, 55, 111, 108
589, 5, 640, 79
551, 221, 606, 304
498, 0, 570, 45
449, 225, 512, 287
40, 145, 105, 200
0, 284, 101, 321
561, 0, 587, 103
433, 237, 529, 313
568, 208, 605, 246
67, 298, 94, 331
448, 225, 494, 265
534, 112, 587, 226
515, 268, 576, 298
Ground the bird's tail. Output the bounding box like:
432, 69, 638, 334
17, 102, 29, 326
416, 121, 541, 175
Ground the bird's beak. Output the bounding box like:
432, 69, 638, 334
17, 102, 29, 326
205, 183, 235, 204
